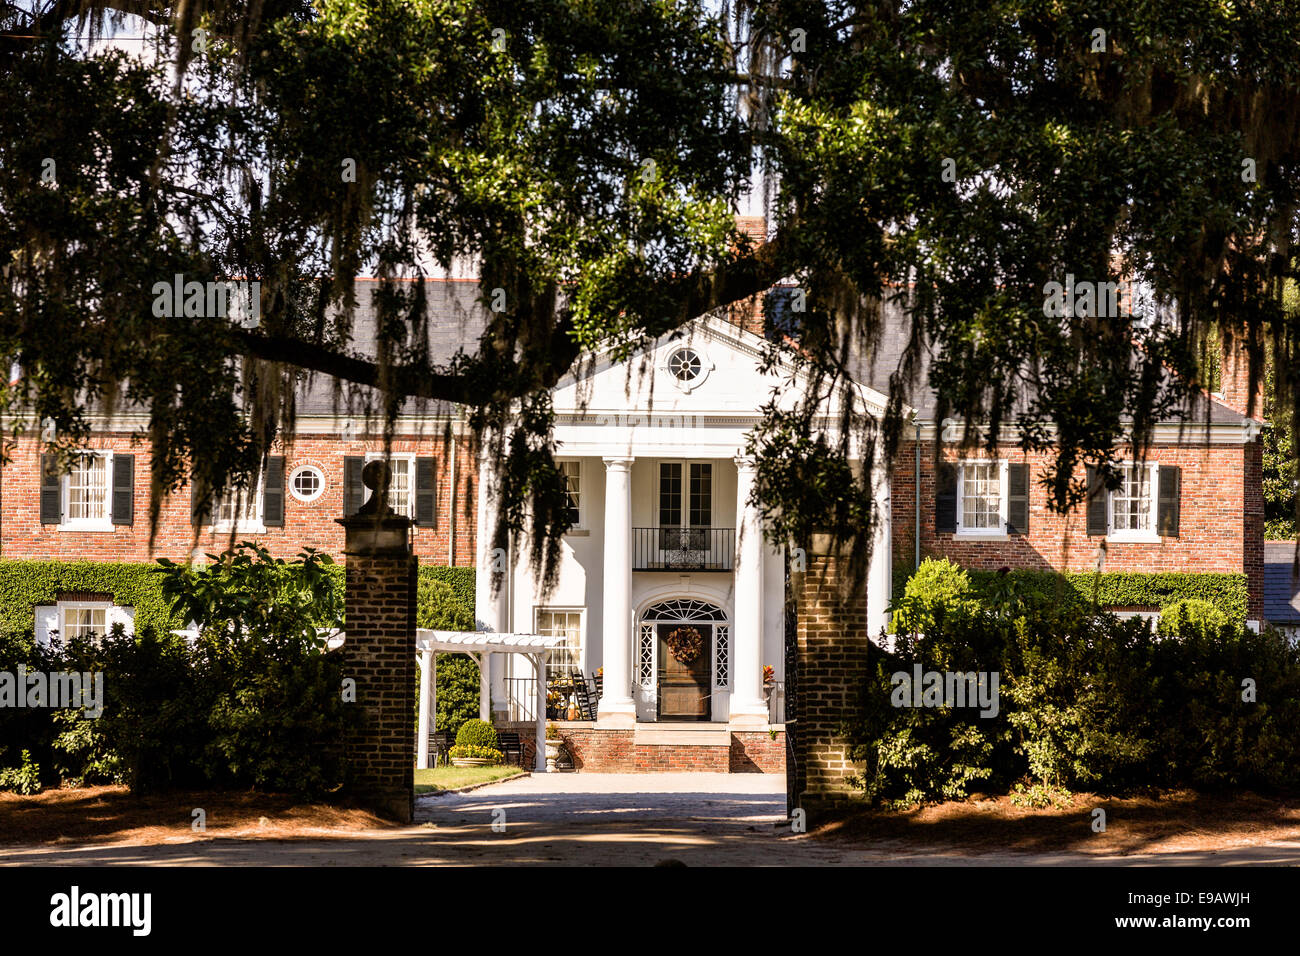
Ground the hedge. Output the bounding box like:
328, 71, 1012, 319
0, 560, 184, 637
892, 565, 1249, 620
0, 559, 478, 638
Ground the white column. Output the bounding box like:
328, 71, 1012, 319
474, 451, 509, 634
729, 455, 768, 727
533, 653, 548, 772
416, 647, 434, 769
597, 457, 636, 726
478, 653, 491, 721
867, 464, 893, 641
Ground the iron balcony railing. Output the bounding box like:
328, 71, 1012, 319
632, 527, 734, 571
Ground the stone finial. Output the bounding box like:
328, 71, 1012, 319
356, 459, 394, 517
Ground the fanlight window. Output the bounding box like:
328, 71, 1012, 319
640, 600, 728, 623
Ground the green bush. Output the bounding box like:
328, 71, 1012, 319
1158, 599, 1230, 638
421, 566, 475, 612
0, 749, 41, 794
417, 577, 474, 631
0, 560, 187, 639
890, 557, 979, 633
435, 654, 480, 740
893, 565, 1250, 621
455, 718, 499, 750
34, 544, 359, 795
849, 603, 1300, 804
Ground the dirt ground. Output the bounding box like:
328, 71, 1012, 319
815, 789, 1300, 857
2, 777, 1298, 865
0, 785, 399, 847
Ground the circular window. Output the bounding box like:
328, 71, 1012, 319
289, 465, 325, 503
667, 348, 703, 383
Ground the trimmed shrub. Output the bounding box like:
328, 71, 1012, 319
435, 654, 480, 740
1158, 598, 1230, 638
890, 557, 978, 633
894, 565, 1250, 621
417, 577, 474, 631
0, 560, 186, 638
455, 718, 499, 750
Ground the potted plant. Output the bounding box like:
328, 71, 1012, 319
545, 722, 564, 771
448, 718, 504, 767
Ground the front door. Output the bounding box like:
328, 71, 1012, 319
656, 623, 712, 721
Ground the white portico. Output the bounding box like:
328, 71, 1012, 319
475, 314, 894, 746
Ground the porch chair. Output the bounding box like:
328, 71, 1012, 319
496, 731, 525, 766
572, 675, 599, 721
430, 731, 454, 767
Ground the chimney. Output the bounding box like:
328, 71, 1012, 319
1215, 327, 1265, 421
726, 216, 769, 337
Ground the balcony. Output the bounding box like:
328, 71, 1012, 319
632, 527, 734, 571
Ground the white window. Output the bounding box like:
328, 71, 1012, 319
535, 608, 584, 682
364, 453, 414, 518
60, 603, 108, 641
212, 472, 264, 533
558, 460, 582, 528
956, 460, 1007, 536
1108, 462, 1158, 541
59, 451, 113, 531
289, 465, 325, 503
36, 601, 135, 645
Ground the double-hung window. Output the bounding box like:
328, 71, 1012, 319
956, 461, 1007, 536
59, 452, 113, 531
535, 608, 584, 682
60, 602, 108, 641
1108, 462, 1159, 541
212, 473, 264, 533
363, 452, 415, 519
558, 460, 582, 528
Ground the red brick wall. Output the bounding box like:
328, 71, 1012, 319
0, 430, 477, 564
891, 439, 1264, 616
554, 727, 785, 773
729, 730, 786, 773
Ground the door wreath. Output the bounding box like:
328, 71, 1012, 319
665, 626, 704, 664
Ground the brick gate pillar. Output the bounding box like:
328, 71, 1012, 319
337, 462, 416, 823
794, 533, 870, 817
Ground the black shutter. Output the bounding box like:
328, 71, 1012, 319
262, 457, 285, 527
39, 455, 62, 525
111, 454, 134, 526
935, 462, 957, 534
343, 456, 365, 516
1007, 462, 1029, 534
414, 457, 436, 526
1157, 465, 1181, 537
1086, 465, 1108, 536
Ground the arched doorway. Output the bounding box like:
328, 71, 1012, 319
638, 599, 729, 721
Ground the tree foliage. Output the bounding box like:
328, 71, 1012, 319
6, 1, 1300, 583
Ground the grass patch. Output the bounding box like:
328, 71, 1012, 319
414, 765, 525, 795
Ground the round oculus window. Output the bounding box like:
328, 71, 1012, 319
289, 465, 325, 503
667, 348, 703, 383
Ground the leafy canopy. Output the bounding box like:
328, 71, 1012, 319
6, 1, 1300, 580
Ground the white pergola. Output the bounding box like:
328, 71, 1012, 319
416, 629, 568, 773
